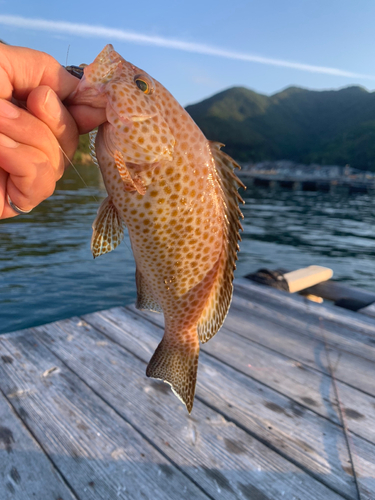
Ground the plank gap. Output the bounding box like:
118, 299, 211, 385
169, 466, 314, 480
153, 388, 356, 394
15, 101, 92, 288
40, 330, 215, 500
193, 393, 356, 500
126, 305, 344, 428
0, 385, 80, 500
82, 308, 357, 499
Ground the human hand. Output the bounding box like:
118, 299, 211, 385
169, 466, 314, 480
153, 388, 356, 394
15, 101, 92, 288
0, 45, 106, 219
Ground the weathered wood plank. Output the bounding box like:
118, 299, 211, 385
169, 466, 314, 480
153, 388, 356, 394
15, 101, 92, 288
197, 350, 375, 500
204, 327, 375, 447
231, 290, 375, 366
0, 332, 208, 500
81, 308, 360, 499
359, 303, 375, 319
37, 316, 346, 500
196, 355, 362, 500
130, 304, 340, 423
117, 305, 375, 500
334, 381, 375, 447
125, 303, 375, 449
0, 385, 77, 500
224, 299, 375, 398
235, 278, 375, 337
349, 433, 375, 500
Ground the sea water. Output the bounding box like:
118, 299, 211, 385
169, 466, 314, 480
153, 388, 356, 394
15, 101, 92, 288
0, 164, 374, 335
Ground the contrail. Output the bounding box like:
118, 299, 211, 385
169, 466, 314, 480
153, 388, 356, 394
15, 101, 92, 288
0, 14, 374, 80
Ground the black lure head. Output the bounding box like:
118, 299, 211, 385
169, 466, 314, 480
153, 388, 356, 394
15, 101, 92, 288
64, 64, 86, 79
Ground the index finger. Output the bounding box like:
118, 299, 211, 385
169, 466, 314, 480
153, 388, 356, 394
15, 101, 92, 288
0, 44, 79, 102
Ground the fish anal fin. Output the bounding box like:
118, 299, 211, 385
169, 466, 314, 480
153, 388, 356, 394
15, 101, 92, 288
91, 197, 124, 258
197, 249, 233, 343
146, 334, 199, 413
114, 150, 146, 195
135, 268, 162, 313
197, 142, 244, 343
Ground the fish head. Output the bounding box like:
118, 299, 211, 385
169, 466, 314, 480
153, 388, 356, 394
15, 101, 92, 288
68, 44, 122, 108
85, 44, 122, 86
71, 45, 175, 163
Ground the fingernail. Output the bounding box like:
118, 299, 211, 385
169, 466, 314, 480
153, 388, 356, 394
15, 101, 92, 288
0, 99, 21, 119
0, 132, 18, 148
43, 89, 62, 118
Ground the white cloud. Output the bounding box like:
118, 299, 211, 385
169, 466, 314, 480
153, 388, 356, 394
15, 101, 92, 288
0, 14, 374, 80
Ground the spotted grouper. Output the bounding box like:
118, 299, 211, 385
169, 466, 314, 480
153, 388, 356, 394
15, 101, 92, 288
70, 44, 244, 412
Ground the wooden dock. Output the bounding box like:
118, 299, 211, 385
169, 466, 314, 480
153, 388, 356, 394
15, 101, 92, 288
0, 278, 374, 500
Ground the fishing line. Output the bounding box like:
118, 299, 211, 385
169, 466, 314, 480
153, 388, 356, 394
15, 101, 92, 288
13, 78, 99, 204
301, 295, 363, 499
66, 44, 70, 67
59, 145, 99, 203
304, 290, 363, 500
10, 99, 98, 203
18, 100, 133, 255
60, 146, 134, 256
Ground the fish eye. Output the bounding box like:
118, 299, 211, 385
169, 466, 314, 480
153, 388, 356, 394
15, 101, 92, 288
134, 75, 153, 94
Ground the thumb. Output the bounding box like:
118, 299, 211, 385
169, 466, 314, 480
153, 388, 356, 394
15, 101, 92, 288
67, 104, 107, 135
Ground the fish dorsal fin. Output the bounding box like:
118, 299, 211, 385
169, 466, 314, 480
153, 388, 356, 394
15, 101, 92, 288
91, 197, 125, 258
197, 142, 245, 343
89, 130, 99, 167
135, 268, 162, 313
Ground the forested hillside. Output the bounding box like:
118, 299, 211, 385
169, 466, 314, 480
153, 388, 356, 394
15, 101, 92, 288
185, 85, 375, 171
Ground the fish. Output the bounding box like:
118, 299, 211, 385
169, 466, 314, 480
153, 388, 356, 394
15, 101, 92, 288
70, 44, 244, 413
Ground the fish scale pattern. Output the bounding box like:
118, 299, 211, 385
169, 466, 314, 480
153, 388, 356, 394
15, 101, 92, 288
72, 44, 244, 412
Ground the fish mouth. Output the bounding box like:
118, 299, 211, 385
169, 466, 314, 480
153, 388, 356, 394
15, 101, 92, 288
66, 77, 107, 108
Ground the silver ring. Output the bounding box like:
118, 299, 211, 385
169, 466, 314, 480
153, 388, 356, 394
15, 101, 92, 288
7, 194, 32, 215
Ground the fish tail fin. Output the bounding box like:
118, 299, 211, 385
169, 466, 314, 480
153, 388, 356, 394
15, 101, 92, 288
146, 333, 199, 413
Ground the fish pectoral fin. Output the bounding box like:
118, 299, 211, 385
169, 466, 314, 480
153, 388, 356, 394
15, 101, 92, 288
114, 150, 146, 195
146, 334, 199, 413
91, 197, 125, 258
135, 268, 162, 313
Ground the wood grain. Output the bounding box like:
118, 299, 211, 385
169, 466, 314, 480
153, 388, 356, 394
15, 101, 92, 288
124, 300, 375, 448
0, 381, 77, 500
225, 298, 375, 398
37, 315, 346, 500
83, 306, 364, 499
0, 331, 208, 500
2, 280, 375, 499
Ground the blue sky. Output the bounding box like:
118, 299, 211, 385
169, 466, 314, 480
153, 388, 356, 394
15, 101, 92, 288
1, 1, 375, 106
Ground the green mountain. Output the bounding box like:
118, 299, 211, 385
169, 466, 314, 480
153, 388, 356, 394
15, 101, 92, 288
185, 85, 375, 171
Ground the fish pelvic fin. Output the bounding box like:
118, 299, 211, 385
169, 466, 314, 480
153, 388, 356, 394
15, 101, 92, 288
91, 197, 125, 258
146, 334, 199, 413
197, 142, 244, 343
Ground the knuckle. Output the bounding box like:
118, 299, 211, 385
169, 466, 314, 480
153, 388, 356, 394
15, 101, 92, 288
45, 184, 55, 199
40, 178, 55, 200
43, 171, 57, 200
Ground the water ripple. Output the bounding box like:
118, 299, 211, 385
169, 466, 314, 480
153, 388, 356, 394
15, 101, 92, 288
0, 165, 374, 334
